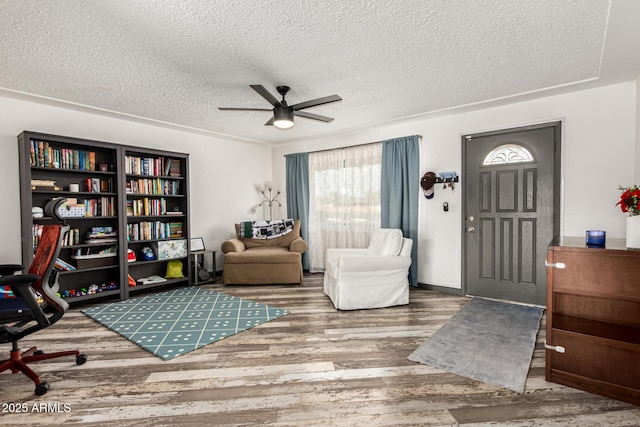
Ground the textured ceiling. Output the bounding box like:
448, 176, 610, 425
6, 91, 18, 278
0, 0, 636, 144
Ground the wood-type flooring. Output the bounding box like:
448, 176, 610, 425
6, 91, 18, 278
0, 273, 638, 426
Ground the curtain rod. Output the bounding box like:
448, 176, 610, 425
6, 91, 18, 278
297, 134, 422, 155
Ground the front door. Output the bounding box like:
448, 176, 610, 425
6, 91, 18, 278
463, 123, 559, 306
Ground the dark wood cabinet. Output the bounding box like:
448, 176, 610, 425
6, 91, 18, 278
546, 237, 640, 406
18, 131, 190, 304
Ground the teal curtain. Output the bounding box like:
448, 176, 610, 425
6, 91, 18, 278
285, 153, 310, 270
381, 135, 420, 286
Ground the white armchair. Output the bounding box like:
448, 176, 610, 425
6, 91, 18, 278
323, 228, 413, 310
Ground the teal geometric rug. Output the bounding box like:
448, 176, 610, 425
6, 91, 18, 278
82, 287, 290, 360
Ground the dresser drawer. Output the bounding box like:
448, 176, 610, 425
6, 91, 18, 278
548, 329, 640, 392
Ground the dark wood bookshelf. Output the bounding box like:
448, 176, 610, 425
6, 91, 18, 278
121, 147, 190, 299
18, 131, 191, 304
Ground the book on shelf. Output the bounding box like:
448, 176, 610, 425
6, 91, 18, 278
31, 179, 61, 191
86, 226, 116, 237
137, 275, 168, 285
86, 237, 118, 244
31, 179, 57, 186
169, 222, 183, 238
168, 159, 181, 177
85, 227, 118, 244
54, 258, 76, 271
31, 185, 62, 191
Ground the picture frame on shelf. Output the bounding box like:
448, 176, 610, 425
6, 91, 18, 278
190, 237, 205, 252
91, 178, 100, 193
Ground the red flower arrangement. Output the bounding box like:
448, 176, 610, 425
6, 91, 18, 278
617, 185, 640, 216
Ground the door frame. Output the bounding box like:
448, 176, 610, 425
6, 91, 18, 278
460, 121, 562, 304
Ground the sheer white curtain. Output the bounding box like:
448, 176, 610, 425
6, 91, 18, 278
308, 143, 382, 272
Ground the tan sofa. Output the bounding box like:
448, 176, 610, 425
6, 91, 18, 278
221, 220, 307, 284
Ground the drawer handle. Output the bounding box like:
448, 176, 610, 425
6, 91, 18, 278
545, 261, 566, 269
544, 340, 566, 353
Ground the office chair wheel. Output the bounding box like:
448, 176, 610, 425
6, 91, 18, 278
76, 354, 87, 365
35, 382, 50, 396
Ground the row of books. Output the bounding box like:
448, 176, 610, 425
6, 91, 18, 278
81, 197, 117, 217
33, 225, 117, 249
32, 225, 79, 248
125, 156, 182, 177
125, 178, 180, 195
126, 198, 173, 216
30, 139, 100, 171
126, 221, 183, 241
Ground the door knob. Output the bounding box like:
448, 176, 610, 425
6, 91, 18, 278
467, 226, 476, 233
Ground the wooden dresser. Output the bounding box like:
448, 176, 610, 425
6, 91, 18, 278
546, 237, 640, 405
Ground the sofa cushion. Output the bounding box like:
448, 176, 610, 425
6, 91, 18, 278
366, 228, 403, 256
224, 246, 301, 264
235, 220, 301, 249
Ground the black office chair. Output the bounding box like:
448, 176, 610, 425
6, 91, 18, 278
0, 198, 86, 396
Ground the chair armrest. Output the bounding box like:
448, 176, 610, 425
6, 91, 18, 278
326, 248, 367, 268
0, 264, 23, 276
0, 273, 40, 289
0, 273, 50, 327
338, 255, 411, 273
289, 237, 307, 254
221, 238, 246, 253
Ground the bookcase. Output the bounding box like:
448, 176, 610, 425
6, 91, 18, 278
18, 131, 190, 304
121, 147, 190, 299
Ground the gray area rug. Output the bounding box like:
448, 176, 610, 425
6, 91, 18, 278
408, 297, 543, 393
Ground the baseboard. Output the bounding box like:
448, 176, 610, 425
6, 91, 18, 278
416, 282, 465, 296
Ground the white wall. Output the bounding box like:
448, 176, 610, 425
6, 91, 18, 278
272, 82, 638, 290
3, 82, 636, 287
0, 93, 271, 271
636, 75, 640, 182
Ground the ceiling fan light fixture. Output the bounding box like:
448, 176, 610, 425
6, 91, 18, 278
273, 107, 294, 129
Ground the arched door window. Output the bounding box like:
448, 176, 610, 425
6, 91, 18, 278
482, 144, 534, 165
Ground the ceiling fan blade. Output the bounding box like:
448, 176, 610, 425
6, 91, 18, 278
218, 107, 272, 111
264, 117, 274, 126
250, 85, 283, 108
294, 111, 334, 122
290, 95, 342, 111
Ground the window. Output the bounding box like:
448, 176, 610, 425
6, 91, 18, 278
482, 144, 534, 165
308, 143, 382, 272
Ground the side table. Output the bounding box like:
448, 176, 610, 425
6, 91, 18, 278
191, 249, 216, 285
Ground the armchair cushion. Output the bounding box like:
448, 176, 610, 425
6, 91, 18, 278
366, 228, 403, 256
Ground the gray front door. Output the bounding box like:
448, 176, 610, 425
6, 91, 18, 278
463, 123, 559, 305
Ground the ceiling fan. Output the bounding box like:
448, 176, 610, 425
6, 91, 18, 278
218, 85, 342, 129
